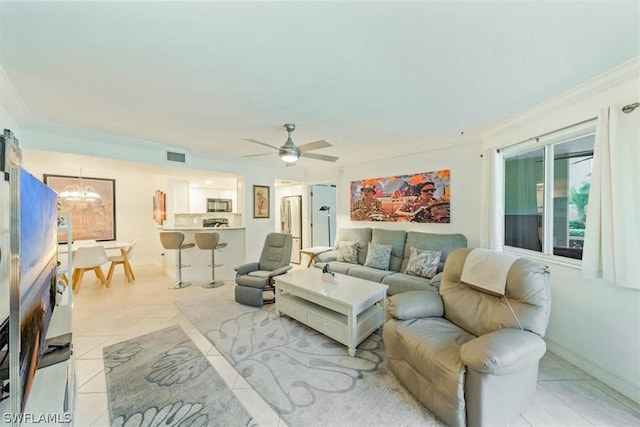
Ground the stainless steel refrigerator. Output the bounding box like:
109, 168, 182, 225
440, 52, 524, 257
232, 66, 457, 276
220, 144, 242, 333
281, 195, 302, 264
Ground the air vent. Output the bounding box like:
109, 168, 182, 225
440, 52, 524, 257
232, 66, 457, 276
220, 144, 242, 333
166, 151, 186, 163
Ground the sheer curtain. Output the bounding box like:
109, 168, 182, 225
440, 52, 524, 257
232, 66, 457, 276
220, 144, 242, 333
582, 104, 640, 289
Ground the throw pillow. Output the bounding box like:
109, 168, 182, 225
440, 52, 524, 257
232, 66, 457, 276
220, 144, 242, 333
404, 247, 441, 279
364, 242, 393, 270
336, 241, 359, 264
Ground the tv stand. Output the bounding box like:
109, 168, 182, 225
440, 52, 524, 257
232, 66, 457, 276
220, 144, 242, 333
22, 303, 75, 425
39, 333, 72, 369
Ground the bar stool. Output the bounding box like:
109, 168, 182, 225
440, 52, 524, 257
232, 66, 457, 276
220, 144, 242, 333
160, 231, 195, 289
194, 232, 227, 288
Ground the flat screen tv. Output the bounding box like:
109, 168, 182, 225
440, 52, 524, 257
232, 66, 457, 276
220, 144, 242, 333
8, 167, 58, 414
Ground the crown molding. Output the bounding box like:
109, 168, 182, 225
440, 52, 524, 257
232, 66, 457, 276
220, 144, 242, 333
482, 57, 639, 140
0, 66, 34, 126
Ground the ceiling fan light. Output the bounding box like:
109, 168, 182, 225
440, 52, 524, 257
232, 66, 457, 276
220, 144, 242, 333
280, 153, 299, 163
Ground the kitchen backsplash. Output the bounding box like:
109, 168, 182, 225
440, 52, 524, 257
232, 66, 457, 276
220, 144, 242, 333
175, 213, 242, 227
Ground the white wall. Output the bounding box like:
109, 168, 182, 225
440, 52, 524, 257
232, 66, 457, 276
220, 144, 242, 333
335, 140, 485, 247
482, 58, 640, 404
21, 150, 161, 268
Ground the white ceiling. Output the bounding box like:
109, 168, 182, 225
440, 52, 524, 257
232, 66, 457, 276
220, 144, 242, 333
1, 1, 638, 172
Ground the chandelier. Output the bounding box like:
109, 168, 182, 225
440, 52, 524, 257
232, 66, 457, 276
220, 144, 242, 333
58, 169, 102, 205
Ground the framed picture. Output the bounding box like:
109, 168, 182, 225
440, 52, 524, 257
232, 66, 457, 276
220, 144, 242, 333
152, 189, 167, 225
349, 169, 451, 223
253, 185, 270, 218
44, 174, 116, 241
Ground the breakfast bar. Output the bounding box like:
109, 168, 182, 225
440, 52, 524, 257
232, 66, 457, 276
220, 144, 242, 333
161, 226, 246, 284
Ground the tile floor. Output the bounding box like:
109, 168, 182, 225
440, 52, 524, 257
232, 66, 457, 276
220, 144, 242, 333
72, 265, 640, 427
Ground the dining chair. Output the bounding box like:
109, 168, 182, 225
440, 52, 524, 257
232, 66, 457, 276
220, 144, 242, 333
72, 245, 110, 293
106, 239, 139, 284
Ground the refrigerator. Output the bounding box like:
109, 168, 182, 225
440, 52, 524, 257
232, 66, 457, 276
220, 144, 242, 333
281, 195, 302, 264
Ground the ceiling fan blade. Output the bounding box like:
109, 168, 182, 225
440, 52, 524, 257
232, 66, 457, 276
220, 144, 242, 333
243, 138, 280, 151
297, 139, 332, 153
300, 152, 339, 162
241, 153, 276, 158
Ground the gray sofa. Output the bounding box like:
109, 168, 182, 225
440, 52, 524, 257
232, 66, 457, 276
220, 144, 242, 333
383, 248, 551, 426
313, 227, 467, 295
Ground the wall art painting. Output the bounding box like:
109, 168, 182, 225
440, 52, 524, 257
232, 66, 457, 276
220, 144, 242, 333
350, 169, 450, 223
253, 185, 270, 218
44, 174, 116, 241
153, 189, 167, 225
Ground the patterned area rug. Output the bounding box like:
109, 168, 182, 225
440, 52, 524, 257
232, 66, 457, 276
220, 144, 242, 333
103, 324, 255, 427
175, 285, 444, 427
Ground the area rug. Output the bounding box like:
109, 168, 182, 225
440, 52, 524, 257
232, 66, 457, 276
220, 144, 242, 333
175, 285, 445, 427
103, 324, 256, 427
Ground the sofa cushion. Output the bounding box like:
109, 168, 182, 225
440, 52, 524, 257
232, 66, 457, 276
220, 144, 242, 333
402, 232, 467, 273
336, 241, 359, 263
404, 247, 441, 279
334, 228, 372, 265
381, 273, 434, 295
315, 250, 338, 263
316, 261, 354, 275
364, 242, 393, 270
347, 266, 395, 283
371, 229, 407, 271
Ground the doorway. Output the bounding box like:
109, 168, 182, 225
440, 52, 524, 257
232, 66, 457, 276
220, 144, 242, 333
281, 195, 302, 264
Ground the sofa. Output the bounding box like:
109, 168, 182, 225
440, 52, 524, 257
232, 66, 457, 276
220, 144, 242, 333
313, 227, 467, 295
383, 247, 551, 427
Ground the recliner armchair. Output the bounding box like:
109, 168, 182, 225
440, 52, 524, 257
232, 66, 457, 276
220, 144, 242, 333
234, 232, 293, 307
383, 247, 551, 427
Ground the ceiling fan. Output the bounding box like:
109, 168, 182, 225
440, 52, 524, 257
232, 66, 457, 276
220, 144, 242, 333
243, 123, 339, 165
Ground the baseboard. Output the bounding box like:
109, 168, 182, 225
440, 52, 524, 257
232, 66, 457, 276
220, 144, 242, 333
545, 338, 640, 406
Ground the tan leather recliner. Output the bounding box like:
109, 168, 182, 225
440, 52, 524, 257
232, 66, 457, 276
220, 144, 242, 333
383, 247, 551, 427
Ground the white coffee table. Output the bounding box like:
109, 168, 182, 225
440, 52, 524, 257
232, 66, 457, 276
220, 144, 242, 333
274, 268, 388, 356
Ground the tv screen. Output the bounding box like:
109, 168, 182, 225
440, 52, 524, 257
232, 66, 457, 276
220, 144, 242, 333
9, 167, 58, 413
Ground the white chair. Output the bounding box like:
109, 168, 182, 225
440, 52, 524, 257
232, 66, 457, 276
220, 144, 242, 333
72, 245, 109, 293
106, 239, 138, 284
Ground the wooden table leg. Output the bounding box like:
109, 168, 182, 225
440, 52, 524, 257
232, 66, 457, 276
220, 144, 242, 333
122, 249, 135, 281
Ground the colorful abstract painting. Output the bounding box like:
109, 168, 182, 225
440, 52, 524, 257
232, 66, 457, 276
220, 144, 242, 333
350, 170, 450, 223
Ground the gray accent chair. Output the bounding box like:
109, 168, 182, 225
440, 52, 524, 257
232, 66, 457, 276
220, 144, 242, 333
383, 247, 551, 427
234, 232, 293, 307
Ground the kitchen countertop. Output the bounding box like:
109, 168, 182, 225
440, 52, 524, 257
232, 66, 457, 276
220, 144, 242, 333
161, 226, 245, 230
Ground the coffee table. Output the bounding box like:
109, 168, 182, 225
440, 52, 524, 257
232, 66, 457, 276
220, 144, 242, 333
274, 268, 388, 356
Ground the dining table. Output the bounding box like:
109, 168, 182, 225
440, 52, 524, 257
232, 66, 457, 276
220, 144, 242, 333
58, 240, 132, 254
58, 240, 134, 284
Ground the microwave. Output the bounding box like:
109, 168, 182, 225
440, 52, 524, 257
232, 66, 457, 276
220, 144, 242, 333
207, 198, 232, 212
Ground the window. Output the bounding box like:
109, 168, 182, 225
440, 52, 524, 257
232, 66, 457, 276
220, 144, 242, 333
502, 120, 595, 260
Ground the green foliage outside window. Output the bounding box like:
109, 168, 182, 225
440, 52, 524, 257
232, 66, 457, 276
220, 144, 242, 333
569, 181, 590, 225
